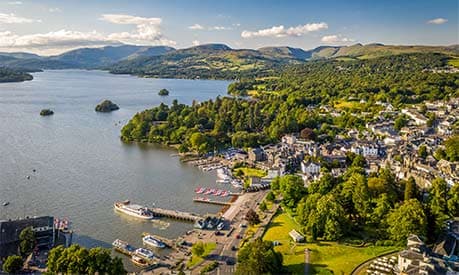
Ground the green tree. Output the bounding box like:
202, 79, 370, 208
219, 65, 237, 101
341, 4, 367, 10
266, 191, 275, 202
2, 255, 23, 274
259, 201, 267, 212
444, 135, 459, 161
278, 175, 306, 208
387, 199, 427, 243
236, 239, 283, 275
447, 183, 459, 217
404, 177, 418, 201
192, 242, 205, 258
19, 226, 35, 255
394, 115, 408, 131
418, 145, 428, 159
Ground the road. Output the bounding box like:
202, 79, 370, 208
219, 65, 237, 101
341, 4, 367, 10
192, 190, 268, 275
304, 248, 310, 275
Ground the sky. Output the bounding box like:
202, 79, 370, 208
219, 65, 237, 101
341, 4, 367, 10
0, 0, 457, 55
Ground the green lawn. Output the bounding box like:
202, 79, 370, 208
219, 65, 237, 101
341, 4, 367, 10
448, 58, 459, 68
234, 167, 267, 178
263, 212, 399, 274
187, 242, 217, 268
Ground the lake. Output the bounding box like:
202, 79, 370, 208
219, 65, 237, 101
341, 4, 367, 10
0, 70, 231, 265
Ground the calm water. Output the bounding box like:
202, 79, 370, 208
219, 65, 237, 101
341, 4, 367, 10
0, 70, 231, 259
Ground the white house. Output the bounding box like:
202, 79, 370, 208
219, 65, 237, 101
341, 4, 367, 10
301, 161, 320, 175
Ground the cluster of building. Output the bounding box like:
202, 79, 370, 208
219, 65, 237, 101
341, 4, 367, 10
0, 216, 72, 267
229, 98, 458, 189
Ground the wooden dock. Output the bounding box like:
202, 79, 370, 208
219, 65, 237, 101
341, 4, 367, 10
149, 207, 203, 222
193, 198, 232, 206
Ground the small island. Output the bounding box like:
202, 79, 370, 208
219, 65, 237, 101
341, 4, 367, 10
158, 89, 169, 96
95, 100, 119, 112
40, 109, 54, 116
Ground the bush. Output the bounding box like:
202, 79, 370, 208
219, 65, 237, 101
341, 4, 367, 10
201, 261, 219, 274
2, 255, 23, 273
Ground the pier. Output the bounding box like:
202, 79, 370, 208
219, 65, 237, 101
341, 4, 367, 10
149, 207, 203, 222
193, 198, 232, 206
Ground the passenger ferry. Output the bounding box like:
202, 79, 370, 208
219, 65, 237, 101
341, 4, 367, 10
135, 247, 155, 260
143, 235, 166, 248
114, 200, 154, 220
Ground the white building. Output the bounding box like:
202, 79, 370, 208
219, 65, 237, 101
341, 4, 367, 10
301, 161, 320, 175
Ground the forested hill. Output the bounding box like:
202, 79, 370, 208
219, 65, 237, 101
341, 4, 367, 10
108, 43, 302, 80
0, 67, 33, 83
120, 53, 459, 152
108, 43, 459, 80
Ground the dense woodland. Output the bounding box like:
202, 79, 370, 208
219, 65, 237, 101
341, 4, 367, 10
0, 67, 33, 83
121, 53, 459, 152
271, 159, 459, 245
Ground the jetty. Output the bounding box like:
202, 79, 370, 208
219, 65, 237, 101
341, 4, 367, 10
193, 198, 232, 206
148, 207, 203, 222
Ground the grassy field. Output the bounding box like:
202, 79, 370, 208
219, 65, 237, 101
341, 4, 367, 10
448, 58, 459, 68
263, 212, 399, 274
334, 100, 364, 110
187, 242, 217, 268
234, 167, 267, 178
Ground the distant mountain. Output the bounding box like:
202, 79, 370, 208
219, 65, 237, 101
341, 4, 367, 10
0, 52, 42, 60
258, 46, 313, 60
0, 43, 457, 78
109, 43, 304, 79
49, 45, 176, 68
310, 43, 459, 59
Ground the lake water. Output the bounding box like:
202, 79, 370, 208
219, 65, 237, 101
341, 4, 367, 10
0, 70, 231, 266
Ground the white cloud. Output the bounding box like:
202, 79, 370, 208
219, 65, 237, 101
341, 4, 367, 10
209, 26, 232, 31
100, 14, 176, 46
241, 22, 328, 38
0, 13, 176, 55
0, 13, 36, 24
192, 40, 200, 46
427, 18, 448, 25
321, 34, 354, 43
49, 8, 62, 13
7, 1, 22, 5
188, 24, 204, 30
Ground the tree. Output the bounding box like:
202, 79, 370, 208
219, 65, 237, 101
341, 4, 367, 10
447, 183, 459, 217
394, 115, 408, 131
192, 242, 205, 258
246, 209, 261, 225
444, 135, 459, 161
278, 175, 306, 208
387, 199, 427, 243
236, 239, 283, 275
418, 145, 428, 159
47, 245, 125, 274
266, 191, 275, 202
300, 128, 316, 140
19, 226, 35, 255
404, 177, 418, 201
259, 201, 267, 212
2, 255, 23, 274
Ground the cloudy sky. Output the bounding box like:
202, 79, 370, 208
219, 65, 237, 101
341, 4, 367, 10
0, 0, 457, 55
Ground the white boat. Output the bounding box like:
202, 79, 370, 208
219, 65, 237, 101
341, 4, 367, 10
135, 247, 155, 260
143, 235, 166, 248
216, 179, 230, 184
114, 200, 154, 220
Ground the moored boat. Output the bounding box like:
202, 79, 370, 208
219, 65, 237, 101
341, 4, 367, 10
143, 235, 166, 248
114, 200, 154, 220
135, 247, 155, 260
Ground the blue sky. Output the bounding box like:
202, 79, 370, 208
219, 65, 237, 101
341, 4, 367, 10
0, 0, 457, 55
